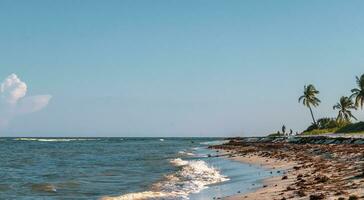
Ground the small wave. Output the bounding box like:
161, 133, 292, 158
103, 158, 228, 200
159, 139, 165, 142
199, 140, 229, 146
14, 138, 99, 142
101, 191, 172, 200
170, 158, 189, 167
178, 151, 195, 156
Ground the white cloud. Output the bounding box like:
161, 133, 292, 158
1, 73, 27, 105
0, 74, 52, 129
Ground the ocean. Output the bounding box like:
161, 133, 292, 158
0, 138, 272, 199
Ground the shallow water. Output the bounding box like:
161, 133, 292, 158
0, 137, 271, 199
189, 148, 274, 200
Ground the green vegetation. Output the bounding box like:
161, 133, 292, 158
336, 122, 364, 134
307, 118, 344, 130
298, 84, 321, 125
333, 96, 357, 123
302, 128, 338, 135
269, 73, 364, 136
302, 118, 344, 135
298, 73, 364, 135
350, 74, 364, 109
303, 120, 364, 135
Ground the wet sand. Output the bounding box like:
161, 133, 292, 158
211, 138, 364, 200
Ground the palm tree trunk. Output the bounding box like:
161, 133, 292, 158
308, 105, 317, 125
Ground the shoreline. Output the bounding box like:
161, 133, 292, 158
223, 152, 303, 200
216, 149, 298, 200
102, 139, 258, 200
211, 138, 364, 200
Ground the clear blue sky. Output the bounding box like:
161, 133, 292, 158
1, 0, 364, 137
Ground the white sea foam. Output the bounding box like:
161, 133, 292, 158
199, 140, 229, 146
14, 138, 99, 142
178, 151, 195, 156
101, 191, 173, 200
102, 158, 228, 200
159, 139, 164, 142
169, 158, 189, 167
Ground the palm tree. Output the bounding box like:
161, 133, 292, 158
333, 96, 357, 122
351, 74, 364, 109
298, 84, 321, 125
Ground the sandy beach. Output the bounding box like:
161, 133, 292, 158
212, 138, 364, 200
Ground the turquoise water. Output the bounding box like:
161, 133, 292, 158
0, 138, 272, 199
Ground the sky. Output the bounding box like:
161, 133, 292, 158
1, 0, 364, 137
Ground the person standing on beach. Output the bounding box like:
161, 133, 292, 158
282, 125, 286, 136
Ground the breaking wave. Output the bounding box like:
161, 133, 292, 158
102, 158, 228, 200
14, 138, 100, 142
178, 151, 195, 156
199, 140, 229, 146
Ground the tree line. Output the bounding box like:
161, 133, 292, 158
299, 74, 364, 128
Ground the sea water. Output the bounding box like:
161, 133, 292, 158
0, 138, 273, 199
